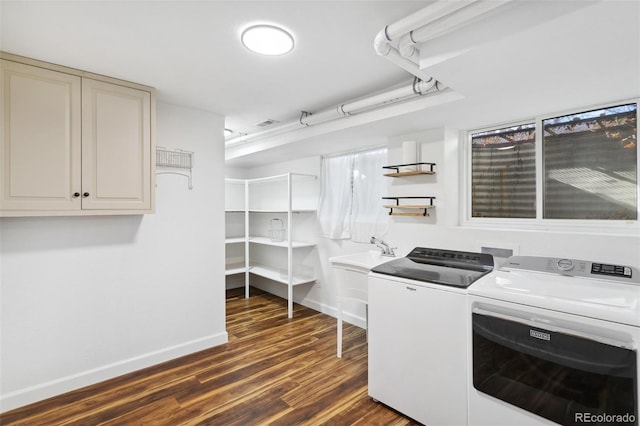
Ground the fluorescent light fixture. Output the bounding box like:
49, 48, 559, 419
241, 24, 294, 56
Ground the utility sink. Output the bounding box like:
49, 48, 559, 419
329, 250, 396, 273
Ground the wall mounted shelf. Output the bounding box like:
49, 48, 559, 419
382, 196, 436, 216
156, 147, 194, 189
382, 162, 436, 177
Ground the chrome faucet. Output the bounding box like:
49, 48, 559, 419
370, 236, 396, 257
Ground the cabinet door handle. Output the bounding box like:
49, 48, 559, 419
406, 286, 417, 291
73, 192, 80, 198
83, 192, 90, 197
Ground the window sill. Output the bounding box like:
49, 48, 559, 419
462, 218, 639, 237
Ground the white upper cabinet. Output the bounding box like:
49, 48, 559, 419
0, 53, 155, 216
81, 78, 151, 211
1, 59, 82, 212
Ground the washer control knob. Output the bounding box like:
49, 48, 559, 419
557, 258, 574, 271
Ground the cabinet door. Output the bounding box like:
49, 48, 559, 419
81, 78, 151, 210
0, 60, 81, 212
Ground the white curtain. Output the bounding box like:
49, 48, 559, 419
317, 153, 355, 239
317, 147, 388, 241
351, 147, 388, 242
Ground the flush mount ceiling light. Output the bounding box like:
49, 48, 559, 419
224, 128, 233, 137
241, 24, 294, 56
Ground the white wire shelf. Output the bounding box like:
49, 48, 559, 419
225, 262, 247, 276
248, 236, 316, 248
247, 173, 317, 184
225, 237, 246, 244
249, 263, 315, 286
248, 209, 317, 214
156, 147, 194, 189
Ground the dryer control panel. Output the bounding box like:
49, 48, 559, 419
502, 256, 639, 284
591, 262, 632, 278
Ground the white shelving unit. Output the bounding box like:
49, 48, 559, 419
225, 173, 318, 318
224, 178, 250, 292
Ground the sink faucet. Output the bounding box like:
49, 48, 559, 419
370, 236, 396, 257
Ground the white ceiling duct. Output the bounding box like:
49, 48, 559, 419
225, 121, 301, 147
373, 0, 473, 56
300, 78, 437, 126
225, 78, 442, 147
374, 0, 513, 76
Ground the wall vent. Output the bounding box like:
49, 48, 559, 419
481, 246, 514, 259
256, 119, 280, 127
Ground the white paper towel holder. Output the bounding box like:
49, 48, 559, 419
402, 141, 418, 171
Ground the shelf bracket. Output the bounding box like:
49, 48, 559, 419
382, 162, 436, 174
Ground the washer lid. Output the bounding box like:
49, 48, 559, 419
371, 256, 491, 288
470, 262, 640, 327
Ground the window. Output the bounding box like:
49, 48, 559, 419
469, 101, 638, 224
471, 124, 536, 218
543, 104, 637, 220
317, 147, 388, 242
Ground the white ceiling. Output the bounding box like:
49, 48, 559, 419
2, 1, 639, 168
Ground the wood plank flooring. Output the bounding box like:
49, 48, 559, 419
1, 288, 419, 425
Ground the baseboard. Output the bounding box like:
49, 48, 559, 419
250, 282, 367, 329
225, 274, 245, 290
0, 331, 228, 413
302, 297, 366, 329
225, 281, 245, 290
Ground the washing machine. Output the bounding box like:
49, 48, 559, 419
468, 256, 640, 426
368, 247, 494, 426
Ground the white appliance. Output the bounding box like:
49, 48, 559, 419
468, 256, 640, 426
368, 247, 494, 425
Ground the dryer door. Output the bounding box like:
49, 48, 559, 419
472, 310, 638, 426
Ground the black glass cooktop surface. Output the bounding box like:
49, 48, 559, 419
371, 247, 494, 288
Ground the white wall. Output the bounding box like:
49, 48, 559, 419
234, 126, 640, 329
0, 102, 227, 412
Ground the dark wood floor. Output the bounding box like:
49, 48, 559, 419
1, 287, 419, 425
